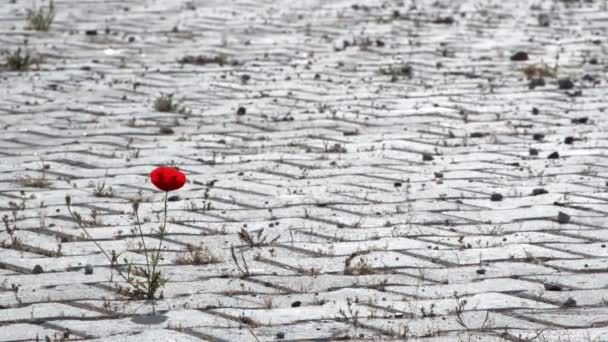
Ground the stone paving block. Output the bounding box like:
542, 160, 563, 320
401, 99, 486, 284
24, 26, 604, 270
0, 323, 62, 342
506, 327, 608, 342
364, 311, 547, 339
89, 329, 203, 342
54, 309, 236, 339
0, 302, 101, 323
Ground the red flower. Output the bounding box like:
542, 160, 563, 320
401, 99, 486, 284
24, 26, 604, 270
150, 167, 186, 192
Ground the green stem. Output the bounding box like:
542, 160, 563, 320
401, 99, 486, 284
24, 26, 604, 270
66, 203, 146, 294
150, 191, 168, 298
134, 205, 151, 286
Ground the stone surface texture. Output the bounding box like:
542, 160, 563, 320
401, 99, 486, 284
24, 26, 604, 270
1, 0, 608, 341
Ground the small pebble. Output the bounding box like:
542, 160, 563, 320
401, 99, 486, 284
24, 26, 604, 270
558, 78, 574, 90
562, 297, 577, 307
510, 51, 529, 61
32, 265, 43, 274
84, 264, 94, 275
544, 283, 562, 291
557, 211, 570, 224
422, 153, 434, 161
490, 193, 503, 202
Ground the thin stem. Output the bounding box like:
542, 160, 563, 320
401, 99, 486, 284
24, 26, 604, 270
150, 192, 168, 292
134, 204, 151, 285
66, 203, 146, 293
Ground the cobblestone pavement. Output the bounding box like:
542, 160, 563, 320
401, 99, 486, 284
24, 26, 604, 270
1, 0, 608, 341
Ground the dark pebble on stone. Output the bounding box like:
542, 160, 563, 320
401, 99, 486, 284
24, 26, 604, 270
538, 13, 550, 27
532, 188, 548, 196
557, 211, 570, 224
529, 78, 545, 89
529, 148, 539, 156
571, 117, 588, 124
558, 78, 574, 90
564, 137, 574, 144
433, 16, 454, 24
544, 283, 562, 291
422, 153, 434, 161
159, 127, 174, 135
237, 107, 246, 116
562, 297, 577, 307
276, 332, 285, 339
32, 264, 43, 274
168, 195, 181, 202
85, 264, 94, 275
291, 301, 301, 308
532, 107, 539, 115
547, 151, 559, 159
510, 51, 529, 61
533, 133, 544, 141
582, 74, 595, 82
470, 132, 488, 138
490, 193, 503, 201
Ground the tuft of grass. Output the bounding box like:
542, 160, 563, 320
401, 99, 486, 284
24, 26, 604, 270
16, 175, 51, 188
178, 53, 232, 66
154, 94, 179, 112
521, 64, 557, 79
26, 0, 55, 32
16, 164, 51, 188
174, 245, 221, 265
378, 64, 413, 81
4, 48, 41, 71
16, 161, 51, 188
93, 181, 114, 198
153, 94, 189, 114
92, 171, 115, 197
238, 228, 280, 248
344, 251, 377, 275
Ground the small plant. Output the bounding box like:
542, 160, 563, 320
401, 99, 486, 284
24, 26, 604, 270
92, 176, 114, 198
1, 196, 29, 250
154, 94, 179, 112
4, 48, 41, 72
16, 161, 51, 188
238, 228, 279, 249
26, 0, 55, 31
521, 64, 557, 79
344, 251, 376, 275
337, 298, 360, 327
153, 94, 189, 114
323, 142, 347, 153
65, 166, 186, 302
178, 53, 231, 66
174, 244, 221, 265
230, 245, 250, 277
378, 64, 413, 81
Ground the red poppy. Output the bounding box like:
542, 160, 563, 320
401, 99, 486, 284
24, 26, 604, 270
150, 167, 186, 192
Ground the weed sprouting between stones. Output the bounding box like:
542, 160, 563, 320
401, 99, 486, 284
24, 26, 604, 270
3, 48, 42, 72
26, 0, 55, 31
65, 167, 186, 303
